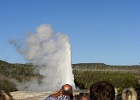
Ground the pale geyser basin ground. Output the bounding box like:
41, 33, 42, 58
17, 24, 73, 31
10, 89, 118, 100
10, 90, 80, 100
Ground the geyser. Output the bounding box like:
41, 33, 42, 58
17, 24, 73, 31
9, 24, 75, 91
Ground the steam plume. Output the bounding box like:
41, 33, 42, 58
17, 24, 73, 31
9, 24, 75, 91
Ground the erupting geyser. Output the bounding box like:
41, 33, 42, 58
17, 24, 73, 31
9, 24, 75, 91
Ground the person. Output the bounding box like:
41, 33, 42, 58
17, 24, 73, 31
76, 93, 90, 100
89, 81, 115, 100
122, 87, 137, 100
45, 84, 73, 100
0, 89, 15, 100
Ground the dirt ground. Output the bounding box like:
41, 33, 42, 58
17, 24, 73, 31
10, 91, 80, 100
10, 91, 53, 100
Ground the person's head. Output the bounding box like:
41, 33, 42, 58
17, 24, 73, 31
122, 87, 137, 100
62, 84, 73, 96
90, 81, 115, 100
77, 93, 90, 100
0, 89, 14, 100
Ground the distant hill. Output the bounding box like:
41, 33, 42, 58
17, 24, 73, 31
0, 59, 140, 95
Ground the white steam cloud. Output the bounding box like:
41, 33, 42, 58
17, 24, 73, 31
9, 24, 75, 91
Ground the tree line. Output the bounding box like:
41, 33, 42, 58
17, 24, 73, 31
0, 60, 140, 96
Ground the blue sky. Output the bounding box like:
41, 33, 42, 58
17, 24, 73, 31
0, 0, 139, 65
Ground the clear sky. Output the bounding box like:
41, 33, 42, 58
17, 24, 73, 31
0, 0, 139, 65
